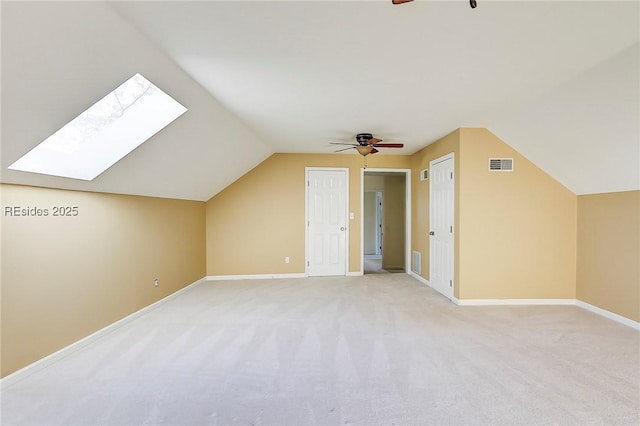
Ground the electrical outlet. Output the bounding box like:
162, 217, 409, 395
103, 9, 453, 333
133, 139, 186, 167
285, 256, 290, 264
154, 279, 159, 287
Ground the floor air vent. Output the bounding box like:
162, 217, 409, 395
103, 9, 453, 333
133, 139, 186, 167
411, 251, 421, 275
489, 158, 514, 171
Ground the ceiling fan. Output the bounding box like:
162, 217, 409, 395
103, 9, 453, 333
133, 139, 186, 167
392, 0, 477, 8
331, 133, 404, 157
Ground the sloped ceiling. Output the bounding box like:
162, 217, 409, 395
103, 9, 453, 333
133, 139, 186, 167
1, 0, 638, 200
1, 1, 272, 201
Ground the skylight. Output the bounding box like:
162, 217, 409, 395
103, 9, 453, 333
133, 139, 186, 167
9, 73, 187, 180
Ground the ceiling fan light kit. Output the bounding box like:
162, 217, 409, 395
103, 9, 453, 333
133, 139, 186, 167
356, 145, 374, 156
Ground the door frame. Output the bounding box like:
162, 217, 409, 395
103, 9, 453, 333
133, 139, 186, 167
429, 153, 455, 300
375, 191, 383, 256
360, 168, 412, 274
363, 190, 383, 257
305, 167, 350, 277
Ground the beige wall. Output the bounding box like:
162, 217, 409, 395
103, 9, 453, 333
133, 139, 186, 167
364, 175, 385, 191
1, 184, 206, 377
381, 174, 406, 270
457, 128, 577, 299
410, 129, 577, 300
206, 153, 411, 276
577, 191, 640, 322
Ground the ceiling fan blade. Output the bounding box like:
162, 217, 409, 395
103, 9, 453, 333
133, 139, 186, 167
373, 143, 404, 148
392, 0, 414, 4
367, 137, 383, 145
334, 147, 355, 153
330, 142, 357, 146
370, 148, 379, 154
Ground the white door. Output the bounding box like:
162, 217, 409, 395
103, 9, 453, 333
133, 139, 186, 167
307, 169, 348, 276
429, 154, 454, 300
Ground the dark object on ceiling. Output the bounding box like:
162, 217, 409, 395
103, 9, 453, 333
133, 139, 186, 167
330, 133, 404, 157
392, 0, 478, 9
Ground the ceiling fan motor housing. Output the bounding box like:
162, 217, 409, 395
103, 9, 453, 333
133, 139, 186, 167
355, 133, 374, 145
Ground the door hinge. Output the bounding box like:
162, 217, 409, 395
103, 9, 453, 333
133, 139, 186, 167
307, 261, 309, 266
450, 225, 453, 233
307, 180, 310, 186
450, 279, 453, 287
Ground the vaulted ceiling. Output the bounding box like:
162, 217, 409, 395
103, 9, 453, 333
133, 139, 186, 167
1, 1, 638, 200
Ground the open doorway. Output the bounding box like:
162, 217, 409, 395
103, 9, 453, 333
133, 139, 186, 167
361, 169, 411, 274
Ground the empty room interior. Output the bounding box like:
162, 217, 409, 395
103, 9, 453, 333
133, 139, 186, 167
1, 1, 638, 425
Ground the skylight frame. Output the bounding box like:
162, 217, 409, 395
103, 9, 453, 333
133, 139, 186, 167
8, 73, 187, 181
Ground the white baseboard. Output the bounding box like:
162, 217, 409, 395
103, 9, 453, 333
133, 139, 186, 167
408, 272, 460, 303
408, 271, 430, 287
576, 300, 640, 330
455, 298, 639, 330
206, 272, 365, 280
206, 273, 307, 281
1, 277, 206, 388
457, 299, 575, 306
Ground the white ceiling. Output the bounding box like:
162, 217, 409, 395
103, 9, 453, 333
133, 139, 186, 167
1, 0, 638, 200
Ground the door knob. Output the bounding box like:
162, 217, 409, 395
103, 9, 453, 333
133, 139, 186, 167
340, 227, 346, 231
429, 231, 435, 235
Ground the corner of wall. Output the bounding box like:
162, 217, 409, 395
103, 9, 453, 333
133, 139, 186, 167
576, 191, 640, 322
457, 128, 577, 300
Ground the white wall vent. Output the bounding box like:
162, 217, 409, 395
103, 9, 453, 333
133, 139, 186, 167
411, 251, 422, 275
420, 169, 429, 181
489, 158, 514, 172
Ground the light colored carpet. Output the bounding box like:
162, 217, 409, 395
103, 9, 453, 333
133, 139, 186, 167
363, 257, 404, 274
1, 274, 639, 425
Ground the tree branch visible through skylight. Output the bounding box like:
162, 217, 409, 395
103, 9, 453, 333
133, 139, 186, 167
8, 73, 187, 180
